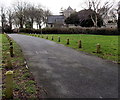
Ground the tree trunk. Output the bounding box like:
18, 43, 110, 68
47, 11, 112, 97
9, 15, 12, 30
91, 15, 98, 27
39, 24, 41, 29
9, 19, 12, 30
31, 19, 34, 29
2, 19, 4, 34
10, 23, 12, 30
95, 15, 98, 27
118, 13, 120, 32
37, 24, 39, 29
20, 17, 23, 28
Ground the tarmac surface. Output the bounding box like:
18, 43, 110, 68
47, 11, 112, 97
8, 34, 118, 98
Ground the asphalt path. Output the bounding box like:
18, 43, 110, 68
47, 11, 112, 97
8, 34, 118, 98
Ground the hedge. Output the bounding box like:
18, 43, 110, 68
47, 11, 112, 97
19, 27, 120, 35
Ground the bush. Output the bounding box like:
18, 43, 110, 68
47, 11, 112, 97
19, 27, 120, 35
4, 27, 13, 33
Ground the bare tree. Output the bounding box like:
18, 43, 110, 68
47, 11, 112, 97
1, 7, 6, 33
43, 9, 52, 27
83, 0, 113, 27
13, 13, 20, 28
24, 4, 37, 28
13, 1, 27, 28
118, 1, 120, 31
6, 1, 51, 29
6, 8, 14, 30
1, 7, 4, 33
35, 6, 44, 29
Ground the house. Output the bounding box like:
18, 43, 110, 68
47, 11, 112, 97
60, 6, 76, 18
47, 15, 65, 28
103, 15, 117, 28
103, 16, 117, 28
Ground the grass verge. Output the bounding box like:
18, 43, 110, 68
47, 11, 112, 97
1, 34, 42, 99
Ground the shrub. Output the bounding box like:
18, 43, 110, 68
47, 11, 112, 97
19, 27, 120, 35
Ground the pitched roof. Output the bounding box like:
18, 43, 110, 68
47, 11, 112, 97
47, 15, 65, 24
67, 6, 73, 11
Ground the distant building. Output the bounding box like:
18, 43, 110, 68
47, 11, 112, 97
60, 6, 76, 18
103, 16, 117, 28
98, 7, 117, 28
47, 15, 65, 28
102, 10, 118, 28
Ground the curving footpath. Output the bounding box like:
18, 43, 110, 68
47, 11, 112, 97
8, 34, 118, 98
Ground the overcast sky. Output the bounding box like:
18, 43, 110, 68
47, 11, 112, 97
0, 0, 119, 14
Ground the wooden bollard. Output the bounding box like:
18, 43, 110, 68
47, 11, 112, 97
46, 36, 48, 39
66, 39, 69, 45
78, 40, 82, 48
96, 43, 101, 53
51, 36, 54, 40
58, 36, 60, 42
10, 46, 14, 57
5, 71, 13, 99
6, 36, 10, 42
10, 41, 13, 46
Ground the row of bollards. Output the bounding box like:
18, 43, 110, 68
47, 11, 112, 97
4, 33, 14, 99
44, 35, 101, 53
41, 35, 101, 53
33, 34, 101, 53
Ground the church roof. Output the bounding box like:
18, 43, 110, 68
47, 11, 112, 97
47, 15, 65, 24
67, 6, 73, 11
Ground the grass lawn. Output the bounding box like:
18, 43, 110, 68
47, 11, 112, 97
27, 34, 119, 63
1, 34, 41, 99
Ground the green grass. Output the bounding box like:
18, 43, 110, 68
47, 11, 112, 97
0, 34, 2, 98
0, 34, 2, 64
27, 33, 119, 63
